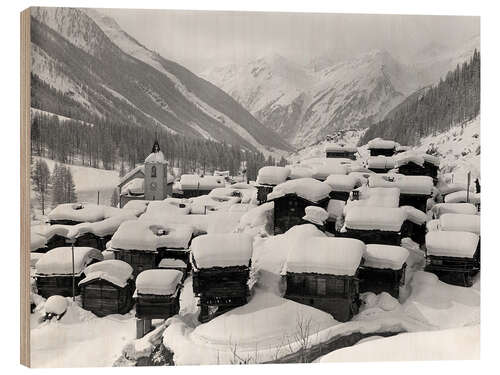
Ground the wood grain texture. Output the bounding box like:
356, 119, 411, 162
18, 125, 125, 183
20, 7, 31, 367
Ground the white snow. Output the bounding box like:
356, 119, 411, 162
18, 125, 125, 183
311, 162, 349, 180
256, 166, 291, 185
191, 234, 253, 269
158, 258, 187, 269
400, 206, 427, 225
325, 144, 357, 153
180, 175, 225, 190
431, 203, 478, 218
319, 325, 479, 362
369, 174, 433, 195
345, 186, 400, 209
31, 231, 47, 251
120, 178, 144, 196
144, 151, 166, 164
286, 237, 364, 276
287, 165, 315, 180
426, 231, 479, 258
439, 214, 480, 235
444, 190, 480, 204
325, 174, 360, 192
135, 269, 183, 296
79, 260, 133, 288
35, 247, 104, 276
344, 206, 407, 232
363, 245, 409, 270
426, 219, 440, 232
327, 199, 346, 219
44, 295, 69, 316
367, 156, 396, 169
121, 199, 149, 214
267, 178, 332, 203
302, 206, 329, 225
367, 138, 398, 150
48, 203, 106, 223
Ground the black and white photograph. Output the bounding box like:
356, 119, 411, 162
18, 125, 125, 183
21, 4, 481, 368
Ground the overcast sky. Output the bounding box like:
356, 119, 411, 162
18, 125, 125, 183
99, 8, 479, 73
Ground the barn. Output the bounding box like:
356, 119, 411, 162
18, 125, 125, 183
325, 144, 357, 160
342, 206, 408, 246
48, 202, 107, 225
191, 234, 253, 323
325, 174, 362, 201
266, 178, 332, 235
135, 269, 184, 320
358, 244, 409, 298
395, 151, 440, 180
284, 237, 365, 322
424, 231, 480, 287
367, 138, 398, 157
35, 247, 104, 298
79, 260, 134, 317
255, 166, 290, 204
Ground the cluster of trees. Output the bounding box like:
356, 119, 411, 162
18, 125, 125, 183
31, 159, 77, 215
31, 111, 286, 182
360, 50, 480, 145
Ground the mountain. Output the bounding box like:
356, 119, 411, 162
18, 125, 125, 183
359, 50, 480, 146
30, 7, 293, 155
202, 50, 414, 148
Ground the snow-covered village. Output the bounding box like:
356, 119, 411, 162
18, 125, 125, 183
26, 7, 480, 368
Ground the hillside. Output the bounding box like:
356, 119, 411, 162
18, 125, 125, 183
30, 7, 293, 155
360, 50, 480, 146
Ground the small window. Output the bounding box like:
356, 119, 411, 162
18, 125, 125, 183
151, 166, 157, 178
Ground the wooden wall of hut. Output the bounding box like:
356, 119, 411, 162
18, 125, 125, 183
80, 279, 134, 317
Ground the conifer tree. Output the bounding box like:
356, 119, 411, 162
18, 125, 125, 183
31, 159, 51, 215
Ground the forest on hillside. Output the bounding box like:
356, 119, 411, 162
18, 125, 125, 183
360, 50, 480, 146
31, 108, 286, 182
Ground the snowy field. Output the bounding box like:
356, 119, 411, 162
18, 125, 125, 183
30, 116, 480, 366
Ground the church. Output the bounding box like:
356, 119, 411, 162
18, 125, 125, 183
117, 139, 174, 208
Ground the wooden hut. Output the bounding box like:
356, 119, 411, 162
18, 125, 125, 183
367, 139, 398, 157
35, 247, 103, 298
400, 206, 428, 245
395, 152, 440, 180
284, 237, 365, 322
367, 156, 396, 174
424, 231, 480, 287
266, 178, 332, 235
191, 234, 253, 323
342, 206, 409, 246
255, 166, 290, 204
79, 260, 134, 317
325, 145, 357, 160
311, 162, 349, 182
430, 202, 478, 219
325, 174, 362, 201
437, 213, 480, 236
358, 245, 409, 298
135, 269, 184, 319
369, 175, 433, 212
158, 258, 188, 281
48, 203, 107, 225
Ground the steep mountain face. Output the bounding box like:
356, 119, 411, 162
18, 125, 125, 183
202, 50, 414, 148
30, 7, 293, 154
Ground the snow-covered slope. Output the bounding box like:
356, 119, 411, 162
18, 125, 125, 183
30, 7, 293, 155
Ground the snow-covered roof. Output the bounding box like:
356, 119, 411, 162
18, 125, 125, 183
228, 203, 258, 213
121, 199, 149, 214
31, 231, 47, 251
48, 203, 106, 223
325, 144, 357, 153
191, 234, 253, 269
312, 162, 349, 180
369, 174, 433, 195
120, 178, 144, 196
426, 219, 440, 232
118, 165, 144, 187
444, 190, 480, 204
79, 259, 133, 288
287, 165, 315, 180
44, 295, 68, 315
344, 206, 407, 231
439, 214, 480, 235
209, 186, 256, 204
144, 199, 191, 216
325, 174, 360, 192
327, 199, 345, 219
363, 244, 409, 270
158, 258, 187, 269
206, 211, 246, 234
396, 145, 410, 152
367, 138, 398, 150
426, 231, 479, 258
110, 220, 194, 251
431, 203, 478, 218
135, 269, 183, 296
35, 247, 104, 276
267, 178, 332, 203
286, 237, 364, 276
367, 156, 396, 169
180, 174, 224, 190
400, 206, 427, 225
144, 150, 167, 164
256, 166, 291, 186
302, 206, 329, 226
345, 186, 400, 209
